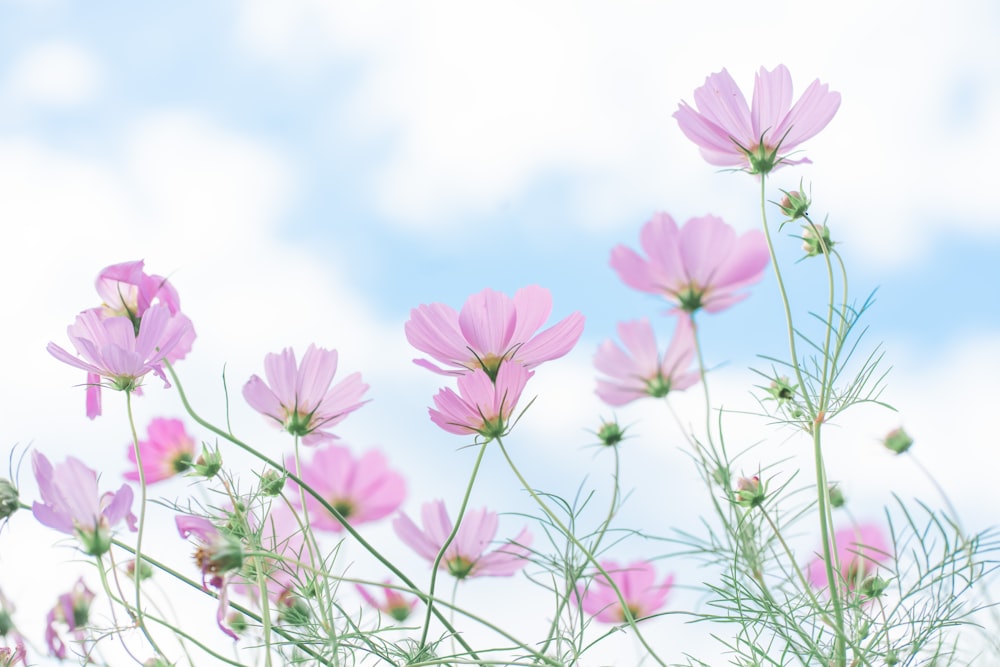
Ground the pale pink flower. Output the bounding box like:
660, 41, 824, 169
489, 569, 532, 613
610, 212, 769, 314
807, 523, 891, 591
429, 363, 532, 440
125, 418, 198, 483
176, 515, 245, 639
578, 560, 674, 624
0, 641, 26, 666
243, 344, 369, 446
45, 578, 94, 659
594, 317, 700, 406
285, 444, 406, 532
393, 500, 532, 579
48, 304, 193, 399
31, 451, 137, 556
674, 65, 840, 173
356, 581, 418, 622
85, 260, 196, 419
405, 285, 584, 378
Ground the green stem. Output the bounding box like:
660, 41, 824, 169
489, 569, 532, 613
163, 360, 481, 661
124, 391, 166, 659
496, 437, 667, 667
418, 441, 488, 649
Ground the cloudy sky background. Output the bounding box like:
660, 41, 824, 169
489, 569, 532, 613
2, 1, 999, 664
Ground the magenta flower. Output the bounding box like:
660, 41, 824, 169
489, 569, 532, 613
393, 500, 532, 579
125, 417, 197, 484
44, 578, 94, 659
48, 304, 193, 400
807, 523, 891, 591
0, 641, 26, 667
243, 344, 369, 446
285, 444, 406, 532
356, 581, 419, 622
578, 560, 674, 624
674, 65, 840, 173
406, 285, 584, 379
429, 362, 532, 440
176, 515, 245, 639
31, 451, 137, 556
610, 212, 769, 314
81, 260, 196, 419
594, 317, 700, 406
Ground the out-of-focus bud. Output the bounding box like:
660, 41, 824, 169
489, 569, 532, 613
735, 475, 766, 508
883, 428, 913, 455
801, 222, 835, 257
0, 480, 18, 520
259, 469, 286, 496
596, 420, 626, 447
766, 377, 796, 402
828, 484, 846, 509
860, 574, 890, 599
190, 446, 222, 478
126, 559, 154, 581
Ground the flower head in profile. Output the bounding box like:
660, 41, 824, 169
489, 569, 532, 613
578, 560, 674, 624
394, 500, 532, 579
243, 344, 370, 445
674, 65, 840, 174
70, 261, 197, 419
610, 213, 769, 314
356, 581, 419, 622
125, 418, 198, 484
0, 641, 26, 667
45, 578, 94, 659
406, 285, 584, 380
31, 451, 137, 556
285, 444, 406, 532
594, 317, 700, 406
48, 304, 193, 402
807, 523, 891, 594
429, 363, 532, 441
176, 515, 245, 639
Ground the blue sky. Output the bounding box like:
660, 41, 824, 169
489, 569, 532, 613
2, 1, 999, 664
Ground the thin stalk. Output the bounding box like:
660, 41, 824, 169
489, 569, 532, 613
418, 441, 488, 649
496, 437, 667, 667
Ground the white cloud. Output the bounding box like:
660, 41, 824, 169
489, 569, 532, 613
233, 0, 1000, 265
3, 41, 103, 108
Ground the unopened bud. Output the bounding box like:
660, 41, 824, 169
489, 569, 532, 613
860, 574, 890, 599
190, 446, 222, 478
596, 420, 626, 447
883, 428, 913, 455
801, 222, 835, 257
766, 377, 796, 402
828, 484, 845, 508
0, 480, 18, 520
126, 559, 154, 581
735, 476, 766, 508
778, 188, 811, 220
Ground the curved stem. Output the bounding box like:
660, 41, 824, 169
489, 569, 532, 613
418, 441, 488, 648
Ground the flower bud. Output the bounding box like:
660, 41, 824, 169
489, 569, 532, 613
190, 446, 222, 478
596, 420, 626, 447
801, 222, 835, 257
735, 476, 766, 508
883, 428, 913, 455
226, 612, 248, 635
0, 609, 13, 637
828, 484, 846, 509
277, 594, 311, 626
126, 558, 154, 581
766, 376, 796, 402
778, 189, 810, 220
860, 574, 890, 599
259, 469, 286, 496
0, 480, 18, 521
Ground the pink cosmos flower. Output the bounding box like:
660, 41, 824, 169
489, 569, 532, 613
578, 560, 674, 624
807, 523, 891, 591
674, 65, 840, 173
610, 212, 769, 314
31, 451, 137, 556
393, 500, 532, 579
48, 304, 193, 401
405, 285, 584, 379
429, 363, 532, 440
44, 578, 94, 659
285, 444, 406, 532
125, 417, 198, 483
594, 317, 700, 406
356, 581, 419, 622
83, 260, 196, 419
243, 344, 370, 446
176, 515, 245, 639
0, 641, 26, 667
